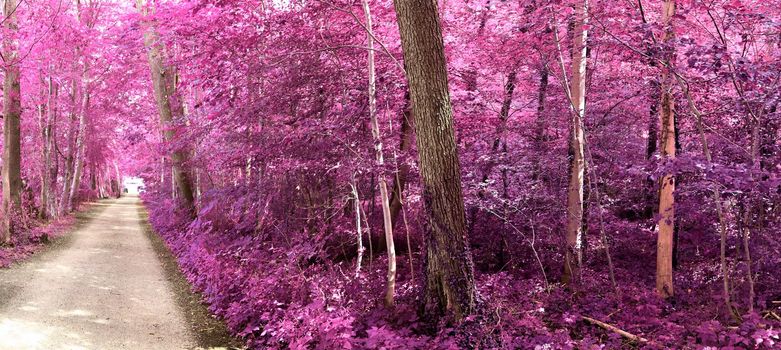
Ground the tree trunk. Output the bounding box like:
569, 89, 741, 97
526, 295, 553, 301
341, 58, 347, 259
2, 0, 22, 244
467, 69, 517, 234
137, 0, 196, 214
388, 91, 412, 228
642, 78, 661, 221
68, 86, 89, 211
535, 64, 549, 146
113, 162, 122, 198
738, 67, 763, 316
350, 176, 364, 277
50, 133, 60, 215
40, 76, 58, 220
60, 80, 79, 216
646, 80, 660, 160
392, 0, 477, 322
531, 63, 550, 181
655, 0, 676, 299
362, 0, 397, 307
562, 0, 589, 285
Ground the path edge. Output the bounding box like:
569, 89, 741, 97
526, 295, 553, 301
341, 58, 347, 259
136, 199, 245, 350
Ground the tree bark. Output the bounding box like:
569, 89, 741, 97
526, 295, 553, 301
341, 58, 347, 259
362, 0, 397, 307
350, 177, 364, 277
137, 0, 196, 214
646, 80, 660, 160
562, 0, 589, 285
2, 0, 23, 244
67, 84, 89, 211
114, 161, 122, 198
535, 64, 549, 146
392, 0, 477, 322
655, 0, 676, 299
643, 79, 660, 219
40, 75, 58, 220
60, 80, 79, 216
531, 63, 550, 181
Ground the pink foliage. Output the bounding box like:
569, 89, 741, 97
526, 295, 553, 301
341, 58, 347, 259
3, 0, 781, 348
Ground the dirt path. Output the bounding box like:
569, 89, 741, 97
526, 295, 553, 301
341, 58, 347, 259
0, 196, 201, 350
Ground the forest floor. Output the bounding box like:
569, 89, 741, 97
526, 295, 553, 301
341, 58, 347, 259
0, 196, 240, 350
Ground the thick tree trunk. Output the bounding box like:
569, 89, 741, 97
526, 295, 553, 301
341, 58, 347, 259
562, 0, 589, 285
137, 0, 196, 213
655, 0, 676, 299
362, 0, 397, 307
2, 0, 23, 244
392, 0, 477, 322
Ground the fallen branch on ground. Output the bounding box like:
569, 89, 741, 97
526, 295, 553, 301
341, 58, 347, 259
761, 310, 781, 321
582, 316, 649, 343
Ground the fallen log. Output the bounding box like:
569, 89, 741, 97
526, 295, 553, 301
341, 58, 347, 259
582, 316, 649, 343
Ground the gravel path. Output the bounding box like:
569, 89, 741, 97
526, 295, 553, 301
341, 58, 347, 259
0, 196, 196, 350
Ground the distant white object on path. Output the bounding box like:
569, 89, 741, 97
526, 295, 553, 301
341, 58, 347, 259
123, 177, 145, 195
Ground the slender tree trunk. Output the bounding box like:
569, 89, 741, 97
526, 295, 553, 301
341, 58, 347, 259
66, 0, 92, 211
741, 206, 755, 313
97, 170, 107, 199
740, 90, 762, 314
195, 168, 202, 199
351, 176, 364, 277
535, 64, 549, 146
89, 165, 96, 191
655, 0, 676, 299
40, 76, 58, 220
467, 69, 517, 234
759, 103, 777, 172
674, 69, 739, 319
50, 135, 60, 216
394, 170, 415, 280
173, 167, 177, 198
68, 87, 89, 211
362, 0, 397, 307
642, 78, 661, 221
2, 0, 22, 244
60, 80, 79, 216
137, 0, 196, 213
562, 0, 589, 285
646, 80, 660, 161
114, 161, 122, 199
393, 0, 478, 322
531, 63, 550, 182
388, 91, 412, 228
